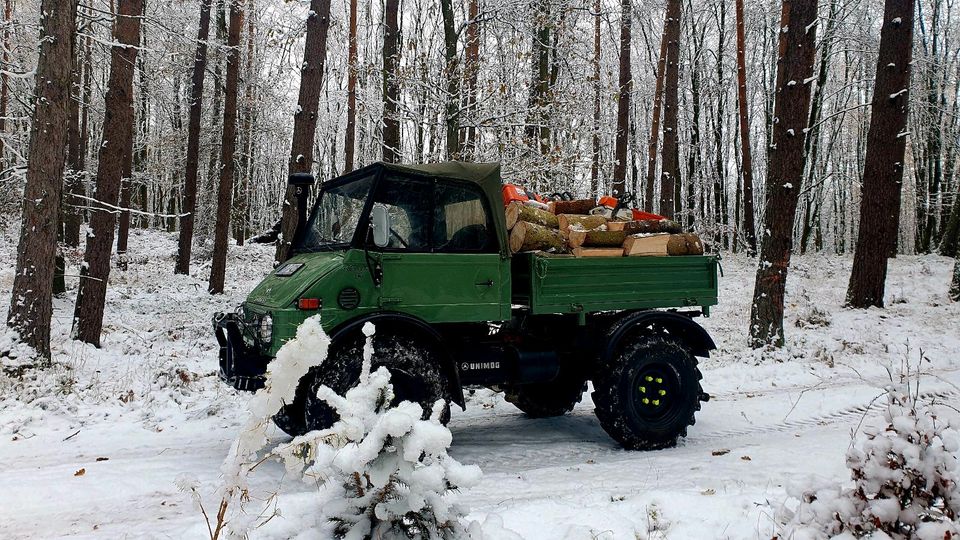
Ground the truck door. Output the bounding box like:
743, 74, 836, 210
373, 174, 507, 323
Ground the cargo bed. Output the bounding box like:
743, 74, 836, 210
510, 252, 719, 316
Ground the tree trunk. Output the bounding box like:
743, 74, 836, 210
200, 0, 227, 243
612, 0, 632, 197
233, 0, 255, 246
175, 0, 212, 275
6, 0, 78, 360
659, 0, 681, 219
115, 128, 134, 270
0, 0, 10, 140
463, 0, 480, 159
208, 0, 243, 294
846, 0, 915, 308
644, 26, 668, 213
275, 0, 332, 264
525, 0, 551, 176
590, 0, 601, 197
734, 0, 757, 256
950, 256, 960, 302
72, 0, 142, 347
440, 0, 460, 159
748, 0, 818, 349
382, 0, 401, 163
63, 27, 84, 249
343, 0, 358, 172
941, 191, 960, 257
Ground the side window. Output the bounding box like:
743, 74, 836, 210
370, 175, 432, 250
433, 181, 494, 253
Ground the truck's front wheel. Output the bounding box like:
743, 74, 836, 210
301, 333, 451, 433
592, 337, 703, 450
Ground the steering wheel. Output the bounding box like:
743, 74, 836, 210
390, 227, 409, 248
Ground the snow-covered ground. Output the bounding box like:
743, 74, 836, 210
1, 229, 958, 539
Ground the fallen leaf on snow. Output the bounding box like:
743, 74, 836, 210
96, 457, 109, 462
740, 455, 752, 461
74, 468, 85, 477
712, 449, 730, 456
701, 488, 716, 495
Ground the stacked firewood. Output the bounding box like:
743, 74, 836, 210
505, 199, 704, 257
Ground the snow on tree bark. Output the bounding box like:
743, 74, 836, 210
659, 0, 681, 219
749, 0, 818, 349
7, 0, 79, 360
175, 0, 213, 275
72, 0, 142, 346
275, 0, 332, 264
381, 0, 401, 164
734, 0, 757, 256
208, 0, 244, 294
847, 0, 916, 309
612, 0, 632, 198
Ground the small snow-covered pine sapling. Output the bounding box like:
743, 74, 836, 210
274, 322, 482, 540
781, 382, 960, 539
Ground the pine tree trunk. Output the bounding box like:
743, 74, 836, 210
0, 0, 10, 141
612, 0, 632, 197
175, 0, 212, 275
208, 0, 243, 294
6, 0, 78, 360
72, 0, 142, 346
590, 0, 601, 197
63, 30, 84, 249
200, 0, 227, 244
748, 0, 818, 349
440, 0, 460, 160
463, 0, 480, 159
734, 0, 757, 256
525, 0, 551, 177
275, 0, 332, 264
115, 129, 134, 270
644, 27, 668, 213
846, 0, 915, 308
659, 0, 681, 219
941, 192, 960, 257
233, 0, 255, 246
343, 0, 358, 172
382, 0, 401, 163
950, 256, 960, 302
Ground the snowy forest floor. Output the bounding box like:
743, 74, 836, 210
1, 229, 959, 540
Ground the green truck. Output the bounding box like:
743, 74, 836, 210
214, 162, 719, 450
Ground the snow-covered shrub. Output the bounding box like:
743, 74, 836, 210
201, 316, 482, 539
781, 385, 960, 540
274, 322, 482, 539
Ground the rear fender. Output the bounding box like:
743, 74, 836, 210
601, 310, 716, 365
329, 312, 465, 409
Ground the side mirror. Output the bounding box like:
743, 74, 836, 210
370, 204, 391, 248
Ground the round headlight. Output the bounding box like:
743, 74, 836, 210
259, 314, 273, 343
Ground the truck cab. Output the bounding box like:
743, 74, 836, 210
215, 162, 719, 450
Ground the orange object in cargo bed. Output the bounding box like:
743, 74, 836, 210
502, 183, 546, 206
598, 195, 665, 221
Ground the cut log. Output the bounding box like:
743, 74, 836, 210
572, 247, 623, 257
548, 198, 596, 215
557, 214, 608, 233
623, 233, 704, 256
567, 229, 628, 248
623, 234, 671, 256
606, 221, 628, 232
620, 219, 683, 235
509, 221, 566, 253
506, 201, 559, 231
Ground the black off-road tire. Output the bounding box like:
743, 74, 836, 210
592, 337, 704, 450
301, 332, 451, 433
273, 400, 309, 436
504, 372, 588, 418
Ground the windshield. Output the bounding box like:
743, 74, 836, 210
298, 174, 375, 251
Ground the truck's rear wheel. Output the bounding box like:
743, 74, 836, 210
592, 337, 703, 450
301, 332, 451, 433
504, 371, 587, 418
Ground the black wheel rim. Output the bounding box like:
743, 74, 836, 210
630, 364, 682, 422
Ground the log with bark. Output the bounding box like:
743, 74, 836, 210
567, 229, 627, 248
509, 221, 567, 253
506, 201, 559, 230
557, 214, 608, 234
548, 198, 597, 215
607, 219, 682, 234
623, 233, 703, 256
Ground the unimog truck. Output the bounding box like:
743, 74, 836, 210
214, 162, 719, 450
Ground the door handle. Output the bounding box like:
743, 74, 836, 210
475, 279, 494, 287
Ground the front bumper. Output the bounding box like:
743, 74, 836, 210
213, 311, 271, 392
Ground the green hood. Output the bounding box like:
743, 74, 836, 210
245, 251, 343, 309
